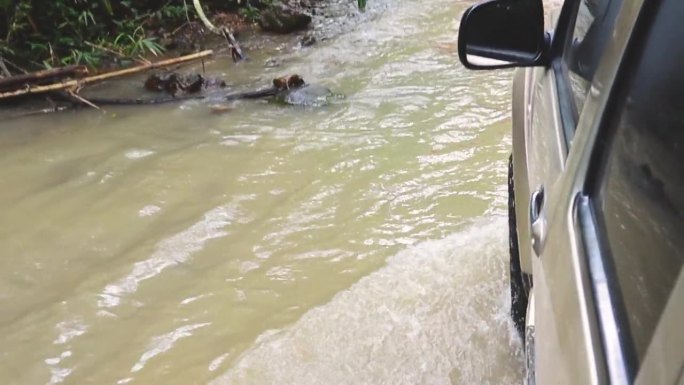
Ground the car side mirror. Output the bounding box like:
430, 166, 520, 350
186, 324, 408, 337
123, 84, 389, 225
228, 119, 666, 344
458, 0, 547, 70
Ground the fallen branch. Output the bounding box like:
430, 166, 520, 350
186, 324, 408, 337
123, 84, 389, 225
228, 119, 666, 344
0, 65, 88, 91
225, 87, 279, 100
86, 94, 205, 105
222, 29, 245, 62
78, 50, 213, 84
192, 0, 245, 61
0, 55, 11, 78
192, 0, 221, 34
4, 105, 71, 120
0, 57, 28, 74
66, 90, 101, 110
0, 50, 213, 100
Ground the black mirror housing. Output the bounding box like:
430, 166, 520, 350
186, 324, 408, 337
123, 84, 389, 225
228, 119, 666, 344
458, 0, 547, 70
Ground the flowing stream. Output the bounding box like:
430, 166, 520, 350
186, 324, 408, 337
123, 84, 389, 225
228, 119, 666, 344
0, 0, 522, 383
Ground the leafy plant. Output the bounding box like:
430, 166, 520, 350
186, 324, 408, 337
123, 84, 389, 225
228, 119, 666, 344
63, 49, 101, 67
0, 0, 178, 69
238, 5, 259, 23
159, 5, 188, 21
136, 37, 165, 57
114, 27, 165, 57
101, 0, 113, 15
78, 10, 96, 27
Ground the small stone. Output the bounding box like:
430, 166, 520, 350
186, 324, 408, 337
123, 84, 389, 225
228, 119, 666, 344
209, 104, 234, 114
301, 35, 317, 47
264, 58, 282, 67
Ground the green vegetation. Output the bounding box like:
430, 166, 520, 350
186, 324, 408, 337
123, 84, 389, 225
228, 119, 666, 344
239, 4, 261, 23
0, 0, 237, 70
0, 0, 368, 72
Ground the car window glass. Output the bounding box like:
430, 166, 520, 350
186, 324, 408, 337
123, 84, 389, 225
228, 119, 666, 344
563, 0, 622, 117
592, 0, 684, 363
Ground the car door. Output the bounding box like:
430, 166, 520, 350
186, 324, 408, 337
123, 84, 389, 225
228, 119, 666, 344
523, 0, 626, 383
511, 0, 572, 279
513, 0, 622, 384
513, 0, 622, 281
535, 0, 684, 384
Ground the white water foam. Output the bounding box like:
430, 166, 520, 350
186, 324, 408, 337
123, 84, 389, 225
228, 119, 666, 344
212, 216, 522, 385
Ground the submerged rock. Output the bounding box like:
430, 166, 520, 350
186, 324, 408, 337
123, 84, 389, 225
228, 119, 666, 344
300, 34, 317, 47
259, 2, 312, 33
276, 84, 334, 107
264, 58, 283, 68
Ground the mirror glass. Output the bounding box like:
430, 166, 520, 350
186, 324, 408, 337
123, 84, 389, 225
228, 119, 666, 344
465, 55, 514, 67
459, 0, 545, 69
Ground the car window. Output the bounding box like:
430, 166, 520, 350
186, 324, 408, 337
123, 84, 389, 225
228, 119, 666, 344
591, 0, 684, 364
561, 0, 622, 119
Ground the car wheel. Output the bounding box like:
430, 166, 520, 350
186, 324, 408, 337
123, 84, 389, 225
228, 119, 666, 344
508, 154, 528, 338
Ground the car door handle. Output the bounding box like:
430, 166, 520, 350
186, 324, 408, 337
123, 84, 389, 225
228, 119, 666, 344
530, 186, 546, 256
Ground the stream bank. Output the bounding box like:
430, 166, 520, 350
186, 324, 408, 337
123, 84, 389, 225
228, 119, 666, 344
0, 0, 379, 118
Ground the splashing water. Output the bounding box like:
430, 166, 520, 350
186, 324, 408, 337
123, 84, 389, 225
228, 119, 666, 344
214, 218, 521, 385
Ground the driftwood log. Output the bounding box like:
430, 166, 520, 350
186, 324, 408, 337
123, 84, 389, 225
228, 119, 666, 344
0, 65, 89, 91
0, 50, 214, 100
85, 94, 205, 105
225, 75, 305, 100
71, 75, 306, 106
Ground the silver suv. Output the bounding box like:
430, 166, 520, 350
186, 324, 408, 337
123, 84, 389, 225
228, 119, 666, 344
458, 0, 683, 384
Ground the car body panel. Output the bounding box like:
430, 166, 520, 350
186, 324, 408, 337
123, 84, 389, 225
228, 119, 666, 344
511, 68, 532, 276
512, 5, 569, 278
533, 144, 605, 385
526, 70, 605, 384
512, 66, 567, 275
526, 0, 647, 384
510, 12, 606, 379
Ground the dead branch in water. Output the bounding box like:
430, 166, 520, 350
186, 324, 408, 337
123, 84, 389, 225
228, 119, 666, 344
222, 28, 245, 62
4, 105, 71, 121
85, 94, 205, 105
80, 50, 213, 83
192, 0, 245, 62
65, 90, 101, 110
0, 50, 214, 100
0, 65, 88, 91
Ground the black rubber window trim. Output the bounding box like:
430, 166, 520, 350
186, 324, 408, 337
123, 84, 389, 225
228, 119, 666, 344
577, 196, 637, 383
552, 0, 582, 150
554, 59, 579, 147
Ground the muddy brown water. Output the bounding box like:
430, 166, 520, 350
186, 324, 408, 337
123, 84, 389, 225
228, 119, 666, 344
0, 1, 524, 384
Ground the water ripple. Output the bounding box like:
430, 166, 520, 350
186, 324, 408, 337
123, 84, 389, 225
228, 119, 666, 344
98, 198, 246, 310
